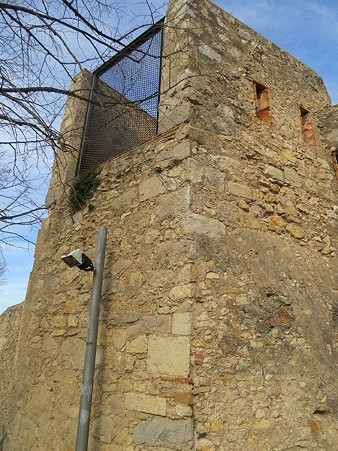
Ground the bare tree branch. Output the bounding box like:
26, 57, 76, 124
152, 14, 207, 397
0, 0, 166, 255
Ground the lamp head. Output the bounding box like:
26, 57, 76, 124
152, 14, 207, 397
61, 249, 94, 271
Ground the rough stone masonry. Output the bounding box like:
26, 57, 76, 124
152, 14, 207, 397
1, 0, 338, 449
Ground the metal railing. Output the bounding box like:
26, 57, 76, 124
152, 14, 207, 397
77, 20, 163, 173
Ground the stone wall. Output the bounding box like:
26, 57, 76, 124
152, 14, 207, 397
1, 0, 338, 450
0, 304, 22, 448
174, 1, 338, 448
320, 105, 338, 149
2, 123, 198, 451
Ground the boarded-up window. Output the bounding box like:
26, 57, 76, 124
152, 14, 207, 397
300, 106, 316, 145
254, 82, 271, 124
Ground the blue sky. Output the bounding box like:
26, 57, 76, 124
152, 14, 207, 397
0, 0, 337, 314
217, 0, 338, 103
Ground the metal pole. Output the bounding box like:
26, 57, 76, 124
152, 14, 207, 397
76, 227, 107, 451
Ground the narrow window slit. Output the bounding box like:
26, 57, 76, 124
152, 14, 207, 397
254, 82, 271, 124
331, 148, 338, 179
300, 106, 316, 145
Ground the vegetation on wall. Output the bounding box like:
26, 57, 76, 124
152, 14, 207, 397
68, 169, 100, 214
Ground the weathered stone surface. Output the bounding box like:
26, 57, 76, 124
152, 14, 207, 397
268, 215, 285, 233
147, 336, 190, 376
169, 284, 194, 300
227, 182, 253, 199
176, 404, 192, 417
172, 312, 192, 335
111, 329, 128, 350
286, 223, 305, 239
180, 213, 226, 238
264, 165, 284, 181
139, 315, 171, 334
157, 140, 191, 163
174, 391, 192, 405
60, 337, 84, 367
111, 188, 138, 211
139, 176, 167, 201
157, 186, 191, 219
195, 438, 216, 451
126, 335, 148, 353
204, 166, 224, 189
198, 44, 222, 63
211, 155, 241, 171
92, 416, 115, 443
133, 417, 194, 446
125, 393, 166, 416
2, 1, 338, 450
284, 167, 302, 187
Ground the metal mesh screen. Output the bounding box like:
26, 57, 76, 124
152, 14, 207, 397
78, 22, 163, 173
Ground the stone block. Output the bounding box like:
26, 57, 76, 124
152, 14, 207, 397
52, 315, 67, 327
211, 155, 240, 171
268, 215, 285, 233
67, 315, 78, 327
123, 271, 143, 297
25, 385, 54, 413
111, 188, 137, 211
284, 167, 301, 187
182, 159, 204, 183
157, 140, 191, 162
133, 417, 193, 446
158, 105, 191, 133
126, 335, 148, 353
180, 213, 226, 238
120, 313, 139, 324
174, 391, 192, 405
172, 312, 192, 335
169, 284, 194, 301
204, 166, 225, 189
195, 438, 216, 450
51, 329, 66, 337
286, 224, 305, 239
178, 263, 196, 283
176, 404, 193, 417
64, 301, 77, 314
60, 337, 84, 367
111, 329, 128, 350
147, 336, 190, 376
125, 393, 166, 416
139, 315, 171, 334
92, 416, 115, 443
41, 336, 57, 354
112, 258, 133, 276
149, 269, 175, 288
198, 44, 222, 63
263, 165, 284, 181
139, 176, 167, 202
157, 186, 191, 220
227, 182, 253, 199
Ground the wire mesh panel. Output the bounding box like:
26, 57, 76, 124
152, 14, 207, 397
78, 22, 163, 173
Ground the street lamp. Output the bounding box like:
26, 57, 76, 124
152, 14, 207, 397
61, 249, 94, 271
61, 227, 107, 451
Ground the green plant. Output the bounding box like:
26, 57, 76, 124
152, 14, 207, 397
68, 168, 100, 214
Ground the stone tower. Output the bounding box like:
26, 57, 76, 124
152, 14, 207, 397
1, 0, 338, 449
